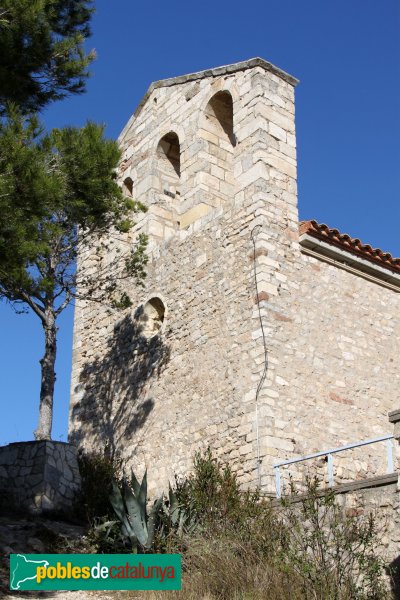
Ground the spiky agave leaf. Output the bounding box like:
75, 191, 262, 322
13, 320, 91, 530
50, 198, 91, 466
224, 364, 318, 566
122, 479, 148, 547
138, 469, 148, 520
110, 480, 127, 524
129, 469, 148, 525
110, 480, 136, 543
94, 520, 118, 534
168, 486, 181, 527
146, 495, 164, 550
130, 468, 142, 499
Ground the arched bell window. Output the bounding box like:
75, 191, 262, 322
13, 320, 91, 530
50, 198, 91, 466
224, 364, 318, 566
203, 91, 236, 148
156, 132, 181, 197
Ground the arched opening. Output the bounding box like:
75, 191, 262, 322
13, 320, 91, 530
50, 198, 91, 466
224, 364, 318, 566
157, 132, 181, 196
197, 91, 236, 204
123, 176, 133, 197
139, 297, 165, 339
204, 91, 236, 148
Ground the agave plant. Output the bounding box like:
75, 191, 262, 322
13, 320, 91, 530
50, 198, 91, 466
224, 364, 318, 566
165, 485, 198, 536
109, 469, 163, 552
91, 517, 129, 553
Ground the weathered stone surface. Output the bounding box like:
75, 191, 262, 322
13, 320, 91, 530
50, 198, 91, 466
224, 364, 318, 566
336, 478, 400, 565
0, 441, 81, 516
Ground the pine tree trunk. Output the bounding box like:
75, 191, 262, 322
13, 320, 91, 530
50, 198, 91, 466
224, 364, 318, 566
34, 312, 57, 440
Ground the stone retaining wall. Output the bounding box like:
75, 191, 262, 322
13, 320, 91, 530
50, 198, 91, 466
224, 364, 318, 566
338, 477, 400, 570
0, 441, 81, 516
273, 411, 400, 589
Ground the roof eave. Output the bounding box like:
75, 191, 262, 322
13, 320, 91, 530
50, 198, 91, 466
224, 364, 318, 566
300, 232, 400, 291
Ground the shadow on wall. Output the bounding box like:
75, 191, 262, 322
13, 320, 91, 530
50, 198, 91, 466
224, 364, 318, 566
70, 309, 171, 458
389, 555, 400, 599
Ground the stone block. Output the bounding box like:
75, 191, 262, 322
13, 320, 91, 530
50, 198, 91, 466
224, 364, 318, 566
269, 122, 286, 141
149, 205, 174, 221
147, 220, 164, 238
179, 203, 213, 229
256, 103, 295, 133
0, 449, 17, 466
237, 162, 270, 188
263, 153, 296, 178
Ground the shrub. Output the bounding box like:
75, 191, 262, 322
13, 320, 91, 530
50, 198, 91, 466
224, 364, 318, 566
279, 476, 388, 600
78, 449, 390, 599
77, 450, 123, 524
169, 450, 389, 600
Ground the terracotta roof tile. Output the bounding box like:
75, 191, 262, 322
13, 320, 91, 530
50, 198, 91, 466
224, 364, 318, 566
299, 220, 400, 274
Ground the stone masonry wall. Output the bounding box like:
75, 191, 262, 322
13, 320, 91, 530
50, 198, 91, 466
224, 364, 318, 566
255, 250, 400, 492
339, 414, 400, 589
341, 480, 400, 569
69, 58, 400, 496
271, 477, 400, 593
0, 441, 81, 515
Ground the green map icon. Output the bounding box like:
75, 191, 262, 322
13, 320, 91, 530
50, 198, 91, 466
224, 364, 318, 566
9, 552, 182, 591
10, 554, 49, 590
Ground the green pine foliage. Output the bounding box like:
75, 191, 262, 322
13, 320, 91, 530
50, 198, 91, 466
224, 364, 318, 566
0, 2, 148, 440
0, 111, 147, 312
0, 0, 95, 114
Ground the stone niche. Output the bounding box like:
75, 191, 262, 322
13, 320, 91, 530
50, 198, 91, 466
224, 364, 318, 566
0, 441, 81, 516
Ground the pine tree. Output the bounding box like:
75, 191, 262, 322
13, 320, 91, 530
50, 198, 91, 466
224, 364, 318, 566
0, 112, 147, 439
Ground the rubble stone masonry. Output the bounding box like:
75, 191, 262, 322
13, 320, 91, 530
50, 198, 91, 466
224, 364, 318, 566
69, 58, 400, 495
0, 441, 81, 515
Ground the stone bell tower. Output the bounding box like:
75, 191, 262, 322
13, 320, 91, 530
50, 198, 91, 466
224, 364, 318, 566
69, 58, 300, 492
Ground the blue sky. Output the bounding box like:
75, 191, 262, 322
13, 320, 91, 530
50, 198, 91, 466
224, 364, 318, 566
1, 0, 399, 445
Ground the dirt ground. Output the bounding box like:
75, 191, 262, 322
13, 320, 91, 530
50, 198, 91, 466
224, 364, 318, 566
0, 516, 181, 600
0, 513, 87, 599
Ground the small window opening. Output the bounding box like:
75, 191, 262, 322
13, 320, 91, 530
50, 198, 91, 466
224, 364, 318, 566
157, 132, 181, 185
140, 297, 165, 339
123, 177, 133, 196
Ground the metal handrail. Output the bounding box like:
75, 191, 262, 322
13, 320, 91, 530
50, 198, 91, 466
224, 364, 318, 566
273, 434, 394, 499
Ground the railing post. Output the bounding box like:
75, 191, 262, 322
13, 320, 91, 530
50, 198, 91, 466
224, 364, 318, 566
386, 438, 394, 473
327, 454, 334, 487
389, 409, 400, 475
274, 466, 281, 499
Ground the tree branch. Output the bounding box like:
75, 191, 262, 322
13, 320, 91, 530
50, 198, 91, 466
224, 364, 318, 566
19, 291, 47, 324
55, 288, 72, 316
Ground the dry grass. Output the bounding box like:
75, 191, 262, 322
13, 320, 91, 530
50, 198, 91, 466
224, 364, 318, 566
108, 537, 307, 600
9, 452, 388, 600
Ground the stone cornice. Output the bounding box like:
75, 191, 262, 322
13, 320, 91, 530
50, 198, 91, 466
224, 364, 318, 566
119, 57, 299, 140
